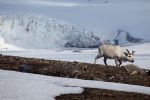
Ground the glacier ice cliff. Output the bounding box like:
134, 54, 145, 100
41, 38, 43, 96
0, 13, 101, 49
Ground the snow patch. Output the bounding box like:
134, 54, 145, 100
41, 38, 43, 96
0, 36, 23, 50
0, 70, 150, 100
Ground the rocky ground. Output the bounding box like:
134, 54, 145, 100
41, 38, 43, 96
56, 88, 150, 100
0, 55, 150, 100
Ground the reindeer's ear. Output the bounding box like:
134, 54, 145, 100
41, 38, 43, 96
124, 52, 128, 56
132, 50, 135, 55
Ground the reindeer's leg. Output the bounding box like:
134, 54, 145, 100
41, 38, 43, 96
118, 59, 122, 66
104, 57, 107, 65
115, 59, 119, 66
94, 53, 102, 64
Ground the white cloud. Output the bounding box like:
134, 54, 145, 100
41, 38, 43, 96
34, 1, 82, 7
0, 0, 105, 7
0, 0, 80, 7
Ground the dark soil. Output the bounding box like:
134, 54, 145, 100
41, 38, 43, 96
56, 88, 150, 100
0, 55, 150, 100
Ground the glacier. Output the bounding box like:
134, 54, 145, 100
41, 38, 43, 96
0, 13, 147, 50
0, 13, 100, 49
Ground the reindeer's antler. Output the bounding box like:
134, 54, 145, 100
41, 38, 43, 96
126, 49, 130, 54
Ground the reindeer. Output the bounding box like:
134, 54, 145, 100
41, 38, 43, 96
94, 44, 135, 66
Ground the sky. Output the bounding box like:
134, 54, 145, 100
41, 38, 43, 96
0, 0, 150, 40
0, 0, 108, 28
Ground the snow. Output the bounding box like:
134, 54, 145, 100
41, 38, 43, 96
0, 12, 147, 50
0, 70, 150, 100
126, 43, 150, 55
0, 37, 23, 50
0, 13, 100, 49
0, 70, 83, 100
1, 42, 150, 69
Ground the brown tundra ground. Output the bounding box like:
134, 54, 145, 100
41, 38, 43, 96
0, 55, 150, 100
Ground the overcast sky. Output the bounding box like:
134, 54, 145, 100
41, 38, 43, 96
0, 0, 105, 7
0, 0, 111, 33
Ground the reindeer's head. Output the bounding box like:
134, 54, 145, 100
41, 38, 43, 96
124, 49, 135, 63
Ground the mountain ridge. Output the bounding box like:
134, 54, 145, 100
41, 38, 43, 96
0, 13, 101, 49
0, 13, 146, 50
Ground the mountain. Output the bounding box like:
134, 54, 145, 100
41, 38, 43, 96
113, 30, 143, 45
0, 13, 147, 50
0, 36, 22, 50
0, 13, 100, 49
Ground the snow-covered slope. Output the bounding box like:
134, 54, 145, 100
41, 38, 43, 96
0, 14, 100, 49
0, 70, 150, 100
0, 37, 23, 50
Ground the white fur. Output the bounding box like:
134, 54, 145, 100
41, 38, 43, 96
94, 44, 134, 66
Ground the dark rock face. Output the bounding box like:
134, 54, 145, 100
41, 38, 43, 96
126, 33, 143, 43
64, 42, 100, 48
113, 30, 143, 45
148, 70, 150, 76
19, 64, 32, 72
64, 34, 100, 48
